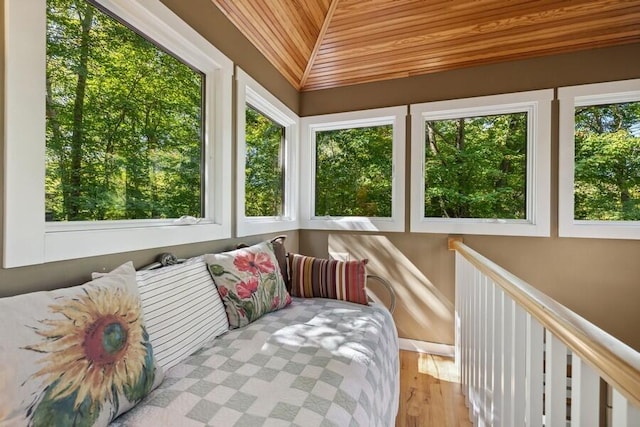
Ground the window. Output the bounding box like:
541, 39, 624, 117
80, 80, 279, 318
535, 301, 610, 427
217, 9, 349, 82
300, 107, 406, 232
410, 90, 552, 236
559, 79, 640, 239
236, 68, 298, 237
4, 0, 233, 267
46, 0, 204, 222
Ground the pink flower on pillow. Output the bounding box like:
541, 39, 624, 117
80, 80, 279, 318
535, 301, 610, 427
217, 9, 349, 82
271, 293, 292, 310
217, 286, 228, 299
236, 278, 259, 299
234, 251, 275, 275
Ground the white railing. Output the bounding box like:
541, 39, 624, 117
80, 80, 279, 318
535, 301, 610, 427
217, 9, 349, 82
450, 238, 640, 427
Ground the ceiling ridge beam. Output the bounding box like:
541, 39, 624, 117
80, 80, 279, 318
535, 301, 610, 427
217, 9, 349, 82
300, 0, 341, 90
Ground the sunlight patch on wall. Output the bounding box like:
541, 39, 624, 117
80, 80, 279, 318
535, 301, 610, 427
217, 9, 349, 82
328, 234, 454, 345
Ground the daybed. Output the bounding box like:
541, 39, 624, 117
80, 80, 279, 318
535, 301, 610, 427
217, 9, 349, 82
0, 239, 399, 427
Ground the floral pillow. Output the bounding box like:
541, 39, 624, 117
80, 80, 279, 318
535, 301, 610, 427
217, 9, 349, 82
0, 262, 162, 427
206, 241, 291, 329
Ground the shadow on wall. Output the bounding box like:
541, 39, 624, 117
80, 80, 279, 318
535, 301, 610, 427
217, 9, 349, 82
328, 234, 454, 345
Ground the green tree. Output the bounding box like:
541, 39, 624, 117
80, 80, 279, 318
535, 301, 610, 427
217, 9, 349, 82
244, 106, 284, 217
574, 102, 640, 220
46, 0, 203, 222
315, 125, 393, 217
424, 113, 527, 219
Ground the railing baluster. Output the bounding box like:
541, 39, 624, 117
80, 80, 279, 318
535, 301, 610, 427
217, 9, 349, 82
478, 273, 488, 426
526, 315, 544, 427
545, 332, 568, 427
502, 293, 514, 427
455, 255, 462, 380
492, 285, 503, 426
467, 264, 473, 418
470, 265, 480, 422
478, 268, 484, 424
612, 389, 640, 427
483, 275, 493, 426
464, 260, 475, 405
513, 302, 527, 425
456, 253, 471, 398
571, 355, 599, 427
465, 257, 472, 401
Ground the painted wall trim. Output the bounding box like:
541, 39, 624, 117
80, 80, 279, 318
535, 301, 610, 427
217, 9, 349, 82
398, 338, 455, 357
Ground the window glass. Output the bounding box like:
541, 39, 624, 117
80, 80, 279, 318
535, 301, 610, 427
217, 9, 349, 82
300, 106, 405, 232
574, 102, 640, 221
410, 90, 552, 237
315, 125, 393, 217
244, 105, 285, 217
45, 0, 203, 222
424, 113, 527, 219
235, 68, 298, 237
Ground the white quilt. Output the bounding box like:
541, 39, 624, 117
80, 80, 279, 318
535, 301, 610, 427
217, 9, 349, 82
113, 297, 399, 426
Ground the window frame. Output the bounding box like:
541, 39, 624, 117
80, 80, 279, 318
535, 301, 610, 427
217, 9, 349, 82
558, 79, 640, 240
410, 90, 553, 236
3, 0, 233, 267
235, 67, 299, 237
300, 106, 406, 232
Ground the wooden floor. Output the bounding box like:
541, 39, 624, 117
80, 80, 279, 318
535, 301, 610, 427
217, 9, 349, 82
396, 350, 473, 427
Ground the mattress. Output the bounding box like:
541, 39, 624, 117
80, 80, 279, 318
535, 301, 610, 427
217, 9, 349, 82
112, 297, 399, 426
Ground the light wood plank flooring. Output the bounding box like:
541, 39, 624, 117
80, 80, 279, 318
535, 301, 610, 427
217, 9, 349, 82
396, 350, 472, 427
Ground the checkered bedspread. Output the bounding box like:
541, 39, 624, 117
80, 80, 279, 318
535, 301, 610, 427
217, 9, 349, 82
113, 298, 399, 427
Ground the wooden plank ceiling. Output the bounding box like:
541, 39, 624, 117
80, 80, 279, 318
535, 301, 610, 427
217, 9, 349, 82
212, 0, 640, 91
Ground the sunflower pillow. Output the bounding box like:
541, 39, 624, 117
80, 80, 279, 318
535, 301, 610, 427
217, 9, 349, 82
0, 262, 163, 427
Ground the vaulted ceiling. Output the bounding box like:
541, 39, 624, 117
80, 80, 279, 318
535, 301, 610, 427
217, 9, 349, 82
212, 0, 640, 92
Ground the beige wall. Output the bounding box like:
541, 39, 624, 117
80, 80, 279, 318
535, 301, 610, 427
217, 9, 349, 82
300, 231, 457, 345
0, 230, 299, 298
299, 43, 640, 351
1, 0, 639, 352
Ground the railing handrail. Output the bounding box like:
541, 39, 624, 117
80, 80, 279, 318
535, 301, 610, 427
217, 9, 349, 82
449, 238, 640, 408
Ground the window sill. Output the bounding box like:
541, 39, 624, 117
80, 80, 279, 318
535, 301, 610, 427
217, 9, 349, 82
411, 217, 550, 237
301, 216, 404, 232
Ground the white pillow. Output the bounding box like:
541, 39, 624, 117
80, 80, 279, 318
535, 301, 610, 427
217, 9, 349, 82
0, 262, 162, 427
135, 257, 228, 371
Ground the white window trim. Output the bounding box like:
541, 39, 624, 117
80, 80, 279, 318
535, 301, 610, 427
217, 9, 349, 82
235, 67, 299, 237
300, 106, 406, 232
410, 90, 553, 237
3, 0, 233, 267
558, 79, 640, 240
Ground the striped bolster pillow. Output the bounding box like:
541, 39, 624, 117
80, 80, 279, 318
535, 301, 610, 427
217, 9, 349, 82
288, 253, 369, 305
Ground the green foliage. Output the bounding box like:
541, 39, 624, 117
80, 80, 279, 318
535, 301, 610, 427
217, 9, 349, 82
424, 113, 527, 219
315, 125, 393, 217
574, 102, 640, 221
46, 0, 202, 221
244, 106, 284, 217
45, 1, 639, 225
